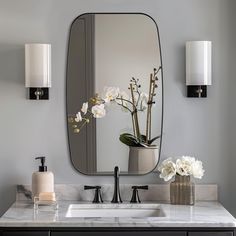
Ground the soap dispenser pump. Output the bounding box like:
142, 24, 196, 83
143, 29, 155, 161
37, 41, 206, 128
32, 156, 54, 200
36, 156, 47, 172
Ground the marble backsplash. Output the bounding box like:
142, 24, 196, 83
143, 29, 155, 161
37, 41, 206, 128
16, 184, 218, 202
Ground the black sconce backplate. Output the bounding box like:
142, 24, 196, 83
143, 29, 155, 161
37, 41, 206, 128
29, 88, 49, 100
187, 85, 207, 98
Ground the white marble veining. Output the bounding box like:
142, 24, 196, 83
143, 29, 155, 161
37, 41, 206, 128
0, 201, 235, 227
16, 184, 218, 202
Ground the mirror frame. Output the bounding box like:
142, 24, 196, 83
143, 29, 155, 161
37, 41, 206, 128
66, 12, 164, 176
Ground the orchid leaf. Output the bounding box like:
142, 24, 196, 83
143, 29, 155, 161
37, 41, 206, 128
119, 133, 161, 147
147, 135, 161, 145
119, 133, 139, 147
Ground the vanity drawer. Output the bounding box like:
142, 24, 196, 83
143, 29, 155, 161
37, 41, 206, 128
188, 232, 233, 236
2, 231, 49, 236
51, 231, 186, 236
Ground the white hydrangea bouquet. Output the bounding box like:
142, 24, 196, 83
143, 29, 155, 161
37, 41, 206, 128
158, 156, 205, 181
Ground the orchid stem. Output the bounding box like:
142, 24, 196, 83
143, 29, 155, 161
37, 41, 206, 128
130, 83, 140, 139
146, 73, 153, 143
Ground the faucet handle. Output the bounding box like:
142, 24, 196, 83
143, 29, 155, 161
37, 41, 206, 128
130, 185, 149, 203
84, 185, 103, 203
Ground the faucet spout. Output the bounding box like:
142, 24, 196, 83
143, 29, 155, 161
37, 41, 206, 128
111, 166, 122, 203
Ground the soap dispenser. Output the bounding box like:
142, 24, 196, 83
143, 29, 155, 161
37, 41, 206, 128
32, 156, 54, 200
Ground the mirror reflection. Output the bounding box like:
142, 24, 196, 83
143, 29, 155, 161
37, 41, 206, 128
67, 13, 163, 175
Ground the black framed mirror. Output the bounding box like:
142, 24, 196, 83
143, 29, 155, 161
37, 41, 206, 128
66, 13, 163, 175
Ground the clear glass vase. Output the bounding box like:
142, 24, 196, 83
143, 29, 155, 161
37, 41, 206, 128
170, 175, 195, 205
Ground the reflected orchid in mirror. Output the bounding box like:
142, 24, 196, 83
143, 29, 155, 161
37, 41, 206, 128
91, 104, 106, 118
81, 102, 88, 115
75, 112, 82, 122
68, 67, 162, 147
158, 156, 205, 181
104, 87, 120, 102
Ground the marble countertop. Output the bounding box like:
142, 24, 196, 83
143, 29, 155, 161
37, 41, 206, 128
0, 201, 235, 228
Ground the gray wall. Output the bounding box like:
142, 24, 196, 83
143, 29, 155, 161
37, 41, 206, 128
0, 0, 236, 216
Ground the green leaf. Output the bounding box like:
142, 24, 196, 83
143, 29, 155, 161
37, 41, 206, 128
119, 133, 160, 147
137, 135, 149, 147
119, 133, 141, 147
120, 133, 135, 138
148, 135, 161, 145
139, 134, 146, 142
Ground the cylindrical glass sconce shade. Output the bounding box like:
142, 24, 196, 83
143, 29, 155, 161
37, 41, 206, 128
186, 41, 212, 86
25, 44, 51, 88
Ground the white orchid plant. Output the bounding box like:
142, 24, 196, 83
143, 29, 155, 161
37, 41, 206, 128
158, 156, 205, 181
68, 67, 162, 147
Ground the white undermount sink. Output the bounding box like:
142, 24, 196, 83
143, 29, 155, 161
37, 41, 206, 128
66, 203, 165, 218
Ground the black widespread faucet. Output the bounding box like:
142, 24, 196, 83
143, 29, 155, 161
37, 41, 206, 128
111, 166, 122, 203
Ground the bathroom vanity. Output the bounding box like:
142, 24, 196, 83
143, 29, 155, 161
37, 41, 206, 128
0, 201, 235, 236
0, 185, 235, 236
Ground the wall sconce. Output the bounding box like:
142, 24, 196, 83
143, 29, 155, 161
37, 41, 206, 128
186, 41, 212, 97
25, 44, 51, 100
